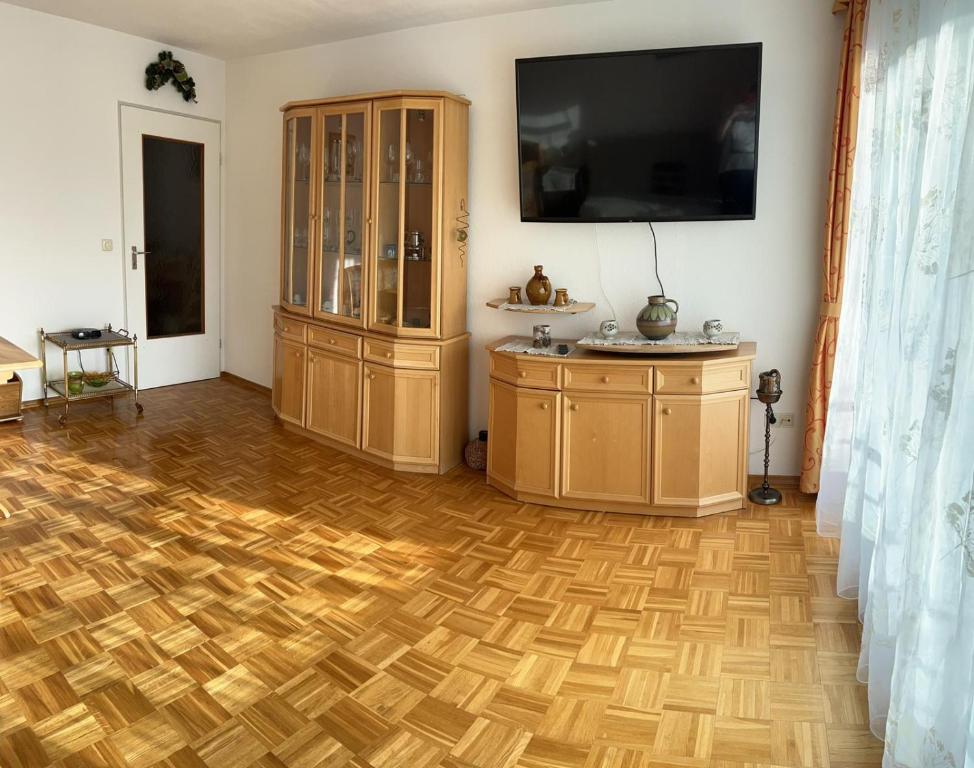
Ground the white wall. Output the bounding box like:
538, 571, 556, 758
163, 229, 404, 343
0, 2, 225, 399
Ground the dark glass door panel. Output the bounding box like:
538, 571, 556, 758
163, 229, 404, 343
142, 135, 204, 338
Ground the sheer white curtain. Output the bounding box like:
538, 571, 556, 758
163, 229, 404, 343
816, 0, 974, 766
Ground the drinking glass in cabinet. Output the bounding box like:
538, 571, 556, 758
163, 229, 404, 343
346, 136, 360, 181
327, 134, 342, 182
386, 143, 399, 183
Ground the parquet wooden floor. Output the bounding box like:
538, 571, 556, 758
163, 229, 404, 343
0, 378, 882, 768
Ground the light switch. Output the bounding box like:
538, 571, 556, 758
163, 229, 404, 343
101, 239, 113, 252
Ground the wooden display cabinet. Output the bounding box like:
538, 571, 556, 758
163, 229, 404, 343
273, 90, 470, 474
487, 338, 756, 516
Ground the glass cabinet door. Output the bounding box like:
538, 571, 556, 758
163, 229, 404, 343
373, 105, 402, 328
316, 104, 370, 324
282, 111, 313, 313
371, 99, 439, 334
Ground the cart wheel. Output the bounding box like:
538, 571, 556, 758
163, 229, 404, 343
57, 414, 66, 427
136, 403, 144, 415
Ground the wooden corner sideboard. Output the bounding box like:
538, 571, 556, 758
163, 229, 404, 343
272, 90, 470, 473
486, 338, 757, 517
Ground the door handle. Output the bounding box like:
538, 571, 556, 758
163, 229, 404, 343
131, 245, 151, 269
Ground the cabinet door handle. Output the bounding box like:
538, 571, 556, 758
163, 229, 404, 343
690, 376, 700, 384
601, 376, 610, 383
385, 352, 392, 358
540, 402, 549, 410
329, 339, 336, 345
518, 371, 527, 378
570, 403, 579, 411
368, 373, 376, 380
663, 407, 672, 415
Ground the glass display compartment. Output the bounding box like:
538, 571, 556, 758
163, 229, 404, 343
370, 99, 440, 335
282, 112, 313, 314
316, 104, 369, 324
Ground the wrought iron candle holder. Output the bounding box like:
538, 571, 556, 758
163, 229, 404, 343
749, 369, 782, 506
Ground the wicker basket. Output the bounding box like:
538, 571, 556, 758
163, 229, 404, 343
0, 373, 23, 421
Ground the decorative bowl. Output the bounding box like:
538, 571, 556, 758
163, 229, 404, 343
703, 319, 723, 339
83, 372, 110, 388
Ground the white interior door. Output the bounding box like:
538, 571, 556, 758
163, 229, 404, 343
121, 105, 221, 389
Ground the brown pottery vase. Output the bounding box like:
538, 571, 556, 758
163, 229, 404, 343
525, 265, 552, 305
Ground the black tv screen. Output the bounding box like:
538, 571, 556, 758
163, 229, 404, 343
516, 42, 762, 222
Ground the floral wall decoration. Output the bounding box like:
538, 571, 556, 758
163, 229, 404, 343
144, 50, 197, 102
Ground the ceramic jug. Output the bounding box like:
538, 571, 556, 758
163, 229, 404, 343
525, 265, 552, 305
636, 295, 679, 340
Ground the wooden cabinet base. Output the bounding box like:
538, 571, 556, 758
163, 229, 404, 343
486, 475, 747, 517
281, 420, 444, 474
273, 309, 468, 474
486, 337, 756, 517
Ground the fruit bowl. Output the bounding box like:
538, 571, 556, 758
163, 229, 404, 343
83, 372, 111, 388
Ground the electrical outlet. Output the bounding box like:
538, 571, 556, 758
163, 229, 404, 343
101, 239, 114, 252
776, 413, 795, 428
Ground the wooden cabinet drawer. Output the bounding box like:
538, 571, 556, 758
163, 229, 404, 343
364, 339, 440, 370
563, 365, 652, 394
654, 361, 749, 395
308, 326, 361, 358
274, 314, 307, 343
489, 353, 561, 390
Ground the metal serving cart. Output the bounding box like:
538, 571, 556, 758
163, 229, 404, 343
40, 326, 143, 426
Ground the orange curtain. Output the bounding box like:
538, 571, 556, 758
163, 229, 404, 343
799, 0, 868, 493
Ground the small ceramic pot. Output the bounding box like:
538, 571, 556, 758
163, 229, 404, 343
636, 295, 679, 340
553, 288, 569, 307
507, 286, 522, 304
526, 265, 552, 305
703, 319, 723, 339
599, 319, 619, 339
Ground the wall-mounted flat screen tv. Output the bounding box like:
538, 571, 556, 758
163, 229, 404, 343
516, 42, 762, 222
